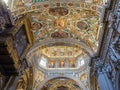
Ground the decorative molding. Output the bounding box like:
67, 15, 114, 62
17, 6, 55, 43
109, 34, 120, 63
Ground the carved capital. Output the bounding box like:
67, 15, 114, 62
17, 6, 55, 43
92, 57, 113, 77
92, 58, 104, 75
103, 64, 111, 72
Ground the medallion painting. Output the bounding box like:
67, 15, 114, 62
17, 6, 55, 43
49, 7, 69, 16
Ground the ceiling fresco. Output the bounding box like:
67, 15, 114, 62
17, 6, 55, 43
11, 0, 104, 53
26, 45, 89, 70
42, 46, 84, 58
7, 1, 106, 89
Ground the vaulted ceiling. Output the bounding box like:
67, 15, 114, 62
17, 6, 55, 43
5, 0, 106, 89
41, 77, 82, 90
8, 0, 105, 70
11, 0, 104, 53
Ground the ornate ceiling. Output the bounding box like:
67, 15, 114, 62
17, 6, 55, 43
27, 44, 89, 70
14, 0, 106, 72
41, 78, 81, 90
11, 0, 105, 70
42, 46, 84, 58
8, 1, 105, 89
11, 0, 104, 53
39, 45, 87, 69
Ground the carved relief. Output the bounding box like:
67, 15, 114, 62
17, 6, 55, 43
115, 37, 120, 52
92, 58, 104, 75
54, 17, 66, 29
80, 73, 87, 80
33, 69, 44, 88
16, 78, 27, 90
16, 68, 33, 90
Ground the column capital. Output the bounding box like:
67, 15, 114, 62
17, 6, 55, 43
91, 57, 112, 76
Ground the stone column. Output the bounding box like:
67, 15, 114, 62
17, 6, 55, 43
97, 72, 113, 90
92, 58, 114, 90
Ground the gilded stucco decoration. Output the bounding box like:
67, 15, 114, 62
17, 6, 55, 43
11, 0, 104, 52
41, 78, 81, 90
42, 46, 84, 58
79, 69, 90, 89
34, 45, 88, 69
33, 69, 44, 88
9, 1, 105, 89
3, 0, 111, 90
16, 68, 33, 90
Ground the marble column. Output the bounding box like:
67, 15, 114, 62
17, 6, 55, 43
97, 72, 113, 90
92, 58, 114, 90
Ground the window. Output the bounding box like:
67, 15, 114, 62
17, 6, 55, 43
80, 60, 85, 66
39, 56, 47, 67
77, 57, 85, 67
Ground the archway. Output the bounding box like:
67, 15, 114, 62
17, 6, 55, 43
40, 77, 82, 90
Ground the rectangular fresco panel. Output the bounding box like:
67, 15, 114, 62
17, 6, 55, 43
14, 25, 28, 57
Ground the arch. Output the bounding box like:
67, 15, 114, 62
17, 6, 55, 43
26, 38, 94, 58
36, 75, 87, 90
